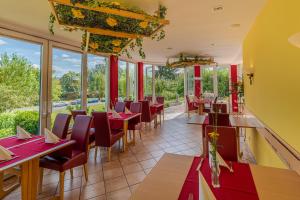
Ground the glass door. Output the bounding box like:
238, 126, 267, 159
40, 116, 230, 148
128, 62, 136, 100
144, 64, 153, 97
118, 60, 127, 101
0, 34, 43, 137
217, 66, 230, 100
201, 66, 214, 98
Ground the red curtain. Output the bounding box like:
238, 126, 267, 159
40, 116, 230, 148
137, 62, 144, 100
110, 55, 118, 107
194, 65, 201, 97
231, 65, 238, 112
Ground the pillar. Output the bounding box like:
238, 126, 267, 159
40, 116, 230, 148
109, 55, 118, 108
194, 65, 201, 97
231, 64, 239, 112
137, 62, 144, 100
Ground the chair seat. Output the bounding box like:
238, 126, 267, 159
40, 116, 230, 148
89, 128, 96, 144
128, 123, 141, 130
40, 150, 87, 172
111, 129, 124, 145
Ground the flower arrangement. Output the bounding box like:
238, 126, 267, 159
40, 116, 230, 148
48, 0, 169, 59
166, 53, 215, 68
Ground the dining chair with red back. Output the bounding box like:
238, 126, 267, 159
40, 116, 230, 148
144, 96, 153, 102
204, 125, 238, 162
212, 103, 227, 113
71, 110, 87, 120
124, 100, 133, 110
156, 96, 165, 120
39, 115, 92, 199
92, 112, 125, 161
128, 102, 142, 140
139, 100, 157, 129
208, 112, 231, 127
115, 102, 126, 113
52, 113, 72, 139
186, 95, 198, 118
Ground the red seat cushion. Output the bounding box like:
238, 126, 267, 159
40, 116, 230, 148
110, 129, 124, 145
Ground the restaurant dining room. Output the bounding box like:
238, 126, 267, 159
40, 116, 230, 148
0, 0, 299, 199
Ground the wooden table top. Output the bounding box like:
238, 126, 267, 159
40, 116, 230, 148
229, 115, 264, 128
130, 153, 300, 200
187, 115, 207, 125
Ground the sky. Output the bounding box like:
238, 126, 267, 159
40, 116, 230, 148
0, 36, 107, 78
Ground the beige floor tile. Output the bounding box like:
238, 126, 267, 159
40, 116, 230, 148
122, 163, 143, 174
104, 176, 128, 193
80, 181, 105, 199
139, 159, 157, 170
107, 187, 131, 200
103, 167, 124, 180
63, 188, 81, 200
129, 183, 140, 193
120, 156, 138, 166
125, 171, 146, 186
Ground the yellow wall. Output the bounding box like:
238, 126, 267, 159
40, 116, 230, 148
243, 0, 300, 168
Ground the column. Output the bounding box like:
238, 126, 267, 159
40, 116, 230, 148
231, 64, 239, 112
194, 65, 201, 97
137, 62, 144, 100
109, 55, 118, 108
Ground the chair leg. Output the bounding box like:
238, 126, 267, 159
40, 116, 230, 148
122, 135, 126, 152
107, 147, 112, 162
70, 169, 73, 179
59, 171, 65, 200
38, 168, 44, 193
139, 129, 142, 140
94, 146, 98, 161
83, 164, 88, 182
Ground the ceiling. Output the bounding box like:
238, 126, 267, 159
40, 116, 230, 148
0, 0, 266, 65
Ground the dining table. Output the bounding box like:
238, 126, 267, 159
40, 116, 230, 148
150, 103, 164, 124
0, 135, 75, 200
108, 112, 141, 149
130, 153, 300, 200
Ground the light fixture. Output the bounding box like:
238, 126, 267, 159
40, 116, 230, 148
246, 65, 254, 85
288, 32, 300, 48
213, 5, 223, 12
231, 23, 241, 28
166, 47, 173, 50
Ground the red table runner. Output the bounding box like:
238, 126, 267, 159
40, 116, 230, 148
178, 157, 259, 200
108, 112, 140, 129
0, 135, 70, 169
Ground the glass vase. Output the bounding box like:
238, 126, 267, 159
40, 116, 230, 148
211, 159, 220, 188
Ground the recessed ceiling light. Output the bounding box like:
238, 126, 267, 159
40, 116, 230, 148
213, 5, 223, 12
231, 24, 241, 28
166, 47, 173, 50
210, 43, 215, 46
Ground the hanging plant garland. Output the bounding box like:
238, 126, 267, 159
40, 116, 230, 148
48, 0, 169, 58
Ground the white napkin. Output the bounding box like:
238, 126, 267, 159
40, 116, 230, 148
16, 126, 32, 139
112, 111, 122, 118
125, 107, 132, 114
44, 128, 60, 144
216, 151, 232, 172
0, 145, 14, 160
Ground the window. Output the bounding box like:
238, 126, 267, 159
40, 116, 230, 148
128, 62, 136, 100
217, 67, 229, 99
187, 66, 194, 95
87, 54, 107, 113
144, 64, 153, 97
202, 67, 214, 96
51, 48, 82, 124
118, 60, 127, 100
0, 35, 42, 137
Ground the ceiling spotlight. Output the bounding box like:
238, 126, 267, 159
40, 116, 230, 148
210, 43, 215, 46
213, 5, 223, 12
231, 24, 241, 28
166, 47, 173, 50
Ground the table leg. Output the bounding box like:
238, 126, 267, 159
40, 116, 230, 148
21, 158, 39, 200
123, 121, 128, 151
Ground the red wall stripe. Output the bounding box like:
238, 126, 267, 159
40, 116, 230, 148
137, 62, 144, 100
231, 64, 239, 112
110, 55, 118, 107
194, 65, 201, 97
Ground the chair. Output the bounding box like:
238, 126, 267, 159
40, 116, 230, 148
124, 100, 133, 110
39, 115, 92, 200
115, 102, 126, 113
208, 112, 231, 127
204, 125, 238, 162
139, 100, 157, 128
128, 102, 142, 140
212, 103, 227, 113
144, 96, 153, 102
186, 95, 198, 118
92, 112, 125, 161
156, 96, 165, 120
52, 113, 72, 139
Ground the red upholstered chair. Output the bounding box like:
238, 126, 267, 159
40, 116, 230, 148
212, 103, 227, 113
204, 125, 238, 162
52, 114, 72, 139
115, 102, 126, 113
144, 96, 153, 102
71, 110, 87, 120
156, 96, 165, 120
124, 100, 133, 110
186, 95, 198, 118
208, 112, 231, 127
39, 115, 92, 199
139, 100, 157, 128
92, 112, 124, 161
128, 102, 142, 140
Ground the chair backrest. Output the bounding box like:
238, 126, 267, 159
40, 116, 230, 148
205, 125, 238, 162
124, 100, 133, 109
52, 113, 71, 139
71, 115, 92, 153
212, 103, 227, 113
115, 102, 125, 113
139, 100, 151, 122
144, 96, 152, 102
185, 95, 191, 104
156, 96, 164, 104
208, 112, 230, 126
71, 110, 87, 120
130, 102, 142, 113
92, 112, 112, 147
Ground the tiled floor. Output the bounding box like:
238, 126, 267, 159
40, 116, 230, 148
4, 105, 255, 200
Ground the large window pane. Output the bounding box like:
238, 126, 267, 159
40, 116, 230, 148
87, 54, 107, 113
202, 67, 214, 96
187, 66, 194, 95
128, 62, 136, 100
0, 36, 42, 137
217, 67, 229, 99
144, 64, 153, 97
51, 48, 82, 124
118, 60, 126, 100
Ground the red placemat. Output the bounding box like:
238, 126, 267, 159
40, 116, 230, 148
178, 157, 259, 200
